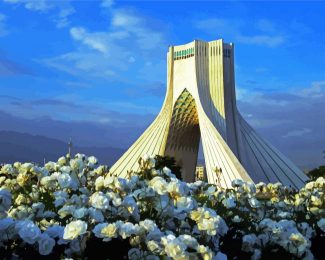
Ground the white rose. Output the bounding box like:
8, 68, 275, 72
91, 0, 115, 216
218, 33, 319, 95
128, 248, 142, 260
58, 205, 76, 218
95, 176, 104, 190
164, 239, 186, 259
93, 222, 119, 241
179, 234, 198, 249
57, 173, 77, 190
0, 189, 12, 212
119, 222, 138, 239
45, 225, 64, 239
70, 158, 84, 172
90, 192, 110, 210
317, 218, 325, 232
17, 220, 41, 244
232, 179, 244, 187
38, 233, 55, 255
248, 197, 260, 208
63, 220, 87, 240
57, 156, 67, 166
0, 164, 15, 175
92, 223, 108, 239
232, 215, 242, 223
88, 156, 98, 166
88, 208, 104, 222
73, 207, 88, 219
104, 175, 115, 188
0, 217, 14, 231
242, 234, 257, 252
222, 197, 236, 208
149, 176, 167, 195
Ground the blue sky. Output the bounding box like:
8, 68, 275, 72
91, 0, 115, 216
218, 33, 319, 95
0, 0, 325, 168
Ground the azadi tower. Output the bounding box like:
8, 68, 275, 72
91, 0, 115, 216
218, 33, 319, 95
110, 39, 308, 189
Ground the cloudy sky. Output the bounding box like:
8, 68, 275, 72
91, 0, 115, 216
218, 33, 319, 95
0, 0, 324, 169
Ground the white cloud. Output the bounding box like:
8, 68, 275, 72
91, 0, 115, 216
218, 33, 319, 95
54, 7, 75, 28
282, 128, 312, 138
195, 17, 285, 47
236, 34, 284, 48
0, 13, 7, 37
4, 0, 53, 12
70, 27, 109, 53
112, 9, 164, 50
3, 0, 75, 28
42, 8, 166, 83
101, 0, 115, 8
298, 81, 325, 98
256, 19, 276, 33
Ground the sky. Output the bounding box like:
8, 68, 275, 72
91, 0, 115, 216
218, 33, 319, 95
0, 0, 325, 169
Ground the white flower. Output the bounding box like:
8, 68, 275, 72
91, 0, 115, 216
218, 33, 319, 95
232, 179, 244, 187
95, 176, 104, 190
88, 156, 98, 166
175, 197, 196, 212
38, 233, 55, 255
93, 222, 120, 241
69, 239, 81, 253
40, 176, 57, 189
58, 205, 76, 218
142, 154, 156, 167
93, 223, 109, 239
54, 191, 68, 207
315, 176, 325, 187
89, 192, 110, 210
104, 175, 115, 188
45, 225, 64, 239
214, 251, 227, 260
73, 207, 88, 219
128, 248, 142, 260
58, 156, 67, 166
222, 197, 236, 208
63, 220, 87, 240
147, 240, 161, 254
70, 158, 84, 172
305, 182, 314, 190
248, 197, 260, 208
167, 179, 188, 198
288, 233, 309, 256
0, 164, 16, 175
242, 234, 257, 252
17, 220, 41, 244
162, 235, 187, 259
179, 234, 198, 249
139, 219, 157, 232
317, 218, 325, 232
232, 215, 242, 223
0, 217, 14, 231
149, 176, 167, 195
88, 208, 104, 222
119, 222, 139, 239
57, 173, 77, 190
0, 189, 12, 212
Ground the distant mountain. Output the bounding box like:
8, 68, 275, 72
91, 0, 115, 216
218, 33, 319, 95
0, 131, 125, 166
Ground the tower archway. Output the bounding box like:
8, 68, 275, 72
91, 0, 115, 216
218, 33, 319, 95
164, 88, 200, 182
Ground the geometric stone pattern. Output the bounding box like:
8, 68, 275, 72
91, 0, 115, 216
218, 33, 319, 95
110, 39, 308, 189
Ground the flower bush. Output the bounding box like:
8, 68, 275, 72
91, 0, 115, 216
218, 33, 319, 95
0, 154, 324, 259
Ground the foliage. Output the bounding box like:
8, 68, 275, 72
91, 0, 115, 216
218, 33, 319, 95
154, 155, 182, 180
307, 165, 325, 181
0, 154, 324, 259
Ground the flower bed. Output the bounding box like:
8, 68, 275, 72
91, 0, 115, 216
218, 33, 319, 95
0, 154, 324, 259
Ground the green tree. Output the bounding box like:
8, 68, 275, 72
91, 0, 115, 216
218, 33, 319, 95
154, 155, 182, 180
307, 166, 325, 181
